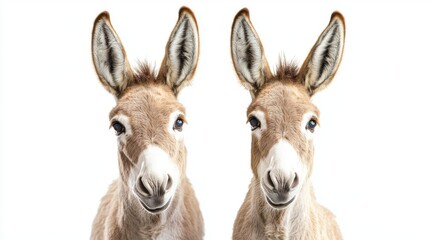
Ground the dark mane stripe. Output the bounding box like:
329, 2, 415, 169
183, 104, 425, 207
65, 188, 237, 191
134, 62, 158, 84
273, 56, 300, 81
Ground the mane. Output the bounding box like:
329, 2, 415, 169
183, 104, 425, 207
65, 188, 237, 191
134, 61, 158, 84
116, 62, 160, 98
272, 56, 300, 82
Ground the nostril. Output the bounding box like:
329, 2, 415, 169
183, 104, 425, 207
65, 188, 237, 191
290, 173, 299, 189
266, 170, 275, 189
165, 174, 173, 191
138, 177, 151, 196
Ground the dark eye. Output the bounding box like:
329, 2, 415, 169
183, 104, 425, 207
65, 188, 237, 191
249, 116, 261, 131
306, 118, 317, 133
173, 117, 184, 132
112, 121, 125, 136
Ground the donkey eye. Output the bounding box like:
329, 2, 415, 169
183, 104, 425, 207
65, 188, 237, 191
173, 117, 184, 132
249, 116, 261, 131
112, 121, 125, 136
306, 118, 318, 133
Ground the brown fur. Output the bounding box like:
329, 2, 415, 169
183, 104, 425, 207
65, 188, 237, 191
91, 7, 203, 239
247, 81, 318, 178
231, 9, 345, 240
233, 81, 341, 240
91, 69, 204, 240
273, 58, 300, 83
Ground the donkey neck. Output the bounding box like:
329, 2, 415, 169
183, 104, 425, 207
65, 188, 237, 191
252, 177, 317, 239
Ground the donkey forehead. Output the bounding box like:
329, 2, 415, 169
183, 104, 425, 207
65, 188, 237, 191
109, 85, 185, 121
248, 82, 319, 119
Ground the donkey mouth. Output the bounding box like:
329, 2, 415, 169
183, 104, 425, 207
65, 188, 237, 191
266, 196, 296, 209
139, 198, 172, 214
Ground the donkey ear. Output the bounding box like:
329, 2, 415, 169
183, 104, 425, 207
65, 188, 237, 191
92, 11, 133, 97
231, 8, 272, 98
299, 12, 345, 96
157, 7, 199, 95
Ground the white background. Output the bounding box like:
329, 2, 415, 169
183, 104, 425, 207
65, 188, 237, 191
1, 1, 429, 239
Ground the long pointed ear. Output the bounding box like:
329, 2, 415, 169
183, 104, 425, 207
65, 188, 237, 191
92, 11, 133, 97
299, 12, 345, 96
231, 8, 272, 98
157, 7, 199, 95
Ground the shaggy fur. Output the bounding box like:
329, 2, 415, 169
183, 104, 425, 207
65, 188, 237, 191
231, 8, 345, 240
90, 7, 203, 240
273, 57, 300, 84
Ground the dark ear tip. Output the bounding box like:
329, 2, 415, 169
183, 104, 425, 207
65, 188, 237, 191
93, 11, 111, 40
179, 6, 196, 19
95, 11, 110, 23
239, 8, 250, 16
233, 8, 250, 26
330, 11, 345, 24
235, 8, 250, 20
177, 6, 199, 35
179, 6, 191, 14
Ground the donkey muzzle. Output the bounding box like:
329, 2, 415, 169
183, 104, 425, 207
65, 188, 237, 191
262, 170, 299, 209
135, 174, 174, 214
133, 145, 179, 214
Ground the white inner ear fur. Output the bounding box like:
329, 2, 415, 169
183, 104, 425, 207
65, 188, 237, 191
93, 21, 125, 89
168, 110, 186, 141
308, 19, 344, 88
111, 114, 132, 145
249, 110, 267, 140
232, 16, 263, 86
168, 15, 198, 87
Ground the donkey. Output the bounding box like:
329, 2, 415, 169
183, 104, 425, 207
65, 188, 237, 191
231, 9, 345, 240
90, 7, 203, 239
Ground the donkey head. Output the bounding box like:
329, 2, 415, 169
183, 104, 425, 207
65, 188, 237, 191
92, 7, 199, 214
231, 9, 345, 209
